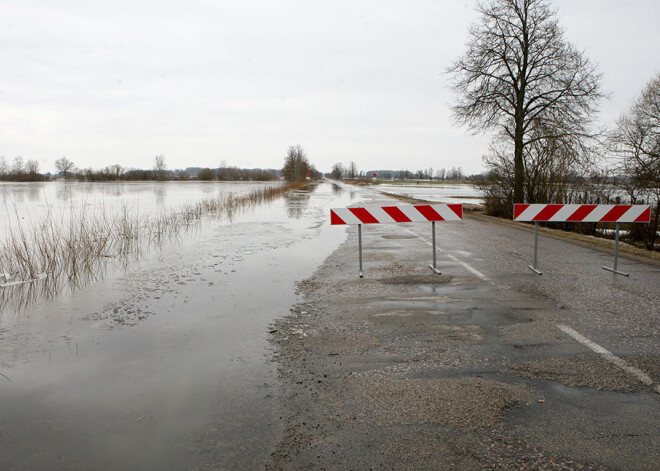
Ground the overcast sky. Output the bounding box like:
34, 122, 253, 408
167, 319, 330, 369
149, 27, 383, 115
1, 0, 659, 174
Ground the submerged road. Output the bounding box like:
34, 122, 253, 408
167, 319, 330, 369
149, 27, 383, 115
268, 184, 659, 470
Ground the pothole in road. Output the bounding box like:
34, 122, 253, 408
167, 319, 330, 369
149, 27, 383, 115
371, 309, 445, 318
381, 235, 417, 239
431, 324, 485, 343
509, 354, 660, 393
378, 275, 451, 285
385, 295, 462, 303
501, 321, 567, 346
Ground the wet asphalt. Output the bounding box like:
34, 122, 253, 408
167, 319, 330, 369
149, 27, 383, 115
268, 185, 659, 470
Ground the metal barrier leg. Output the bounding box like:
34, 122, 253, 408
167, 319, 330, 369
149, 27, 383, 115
358, 224, 364, 278
528, 222, 542, 275
602, 222, 629, 276
429, 221, 441, 274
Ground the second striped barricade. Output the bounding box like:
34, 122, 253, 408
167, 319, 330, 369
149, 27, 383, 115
514, 204, 651, 276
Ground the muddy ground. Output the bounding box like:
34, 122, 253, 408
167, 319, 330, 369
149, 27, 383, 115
266, 215, 659, 470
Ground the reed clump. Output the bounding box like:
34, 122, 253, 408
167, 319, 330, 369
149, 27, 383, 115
0, 182, 302, 311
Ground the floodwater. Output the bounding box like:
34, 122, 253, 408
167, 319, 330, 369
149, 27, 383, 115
375, 182, 484, 205
0, 181, 273, 239
0, 181, 363, 470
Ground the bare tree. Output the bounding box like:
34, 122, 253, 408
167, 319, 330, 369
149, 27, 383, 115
12, 156, 25, 175
26, 159, 40, 175
330, 162, 345, 180
448, 0, 603, 203
55, 157, 76, 180
282, 145, 310, 182
0, 156, 8, 176
611, 73, 660, 248
110, 164, 123, 180
348, 161, 358, 180
154, 155, 167, 180
612, 73, 659, 195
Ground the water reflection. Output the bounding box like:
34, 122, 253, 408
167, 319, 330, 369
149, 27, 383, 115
55, 183, 74, 203
109, 183, 125, 199
201, 183, 215, 195
154, 184, 167, 206
26, 185, 41, 202
285, 183, 318, 219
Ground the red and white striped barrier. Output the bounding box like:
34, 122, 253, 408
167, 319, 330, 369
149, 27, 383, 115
331, 204, 463, 225
514, 204, 651, 223
331, 204, 464, 277
513, 203, 651, 276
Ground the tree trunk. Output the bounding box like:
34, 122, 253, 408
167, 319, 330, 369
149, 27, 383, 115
513, 119, 525, 203
651, 199, 660, 250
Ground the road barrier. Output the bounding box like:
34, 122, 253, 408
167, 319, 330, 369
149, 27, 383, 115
514, 204, 651, 276
331, 204, 463, 277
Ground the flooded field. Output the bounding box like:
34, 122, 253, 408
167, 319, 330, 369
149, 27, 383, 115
0, 181, 292, 313
0, 181, 273, 237
0, 181, 364, 469
374, 182, 483, 205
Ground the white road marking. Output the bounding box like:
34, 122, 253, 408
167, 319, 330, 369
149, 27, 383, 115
557, 324, 660, 394
402, 227, 491, 282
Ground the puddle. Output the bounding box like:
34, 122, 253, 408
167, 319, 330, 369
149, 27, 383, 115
381, 235, 417, 240
384, 295, 461, 303
372, 310, 445, 318
509, 354, 660, 393
378, 275, 452, 285
430, 324, 485, 342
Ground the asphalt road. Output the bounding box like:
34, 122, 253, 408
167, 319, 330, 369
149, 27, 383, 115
268, 185, 660, 470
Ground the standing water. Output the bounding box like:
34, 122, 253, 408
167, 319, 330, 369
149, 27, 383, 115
374, 182, 483, 205
0, 181, 272, 239
0, 181, 364, 469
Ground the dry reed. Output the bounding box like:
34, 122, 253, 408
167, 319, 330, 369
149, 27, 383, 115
0, 182, 302, 312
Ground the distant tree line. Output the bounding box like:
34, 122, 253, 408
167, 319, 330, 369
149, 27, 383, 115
0, 155, 281, 182
328, 162, 468, 182
0, 156, 47, 181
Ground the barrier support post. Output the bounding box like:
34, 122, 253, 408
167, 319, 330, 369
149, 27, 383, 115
429, 221, 441, 274
528, 222, 542, 275
602, 222, 629, 277
358, 224, 363, 278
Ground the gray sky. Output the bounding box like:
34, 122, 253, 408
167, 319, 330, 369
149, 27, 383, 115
1, 0, 659, 174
